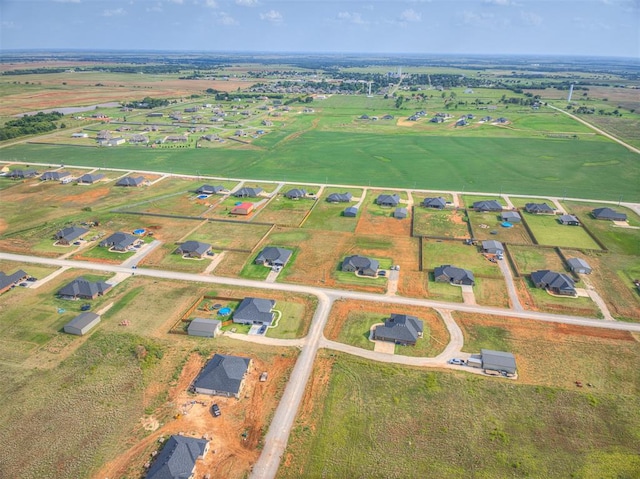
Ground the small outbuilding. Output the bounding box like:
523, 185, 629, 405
501, 211, 521, 223
394, 207, 408, 219
567, 257, 592, 274
64, 312, 101, 336
188, 318, 222, 338
482, 240, 504, 255
343, 206, 358, 217
558, 214, 580, 226
480, 349, 517, 376
231, 202, 254, 215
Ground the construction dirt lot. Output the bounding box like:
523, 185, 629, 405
95, 349, 297, 479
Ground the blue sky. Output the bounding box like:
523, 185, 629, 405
1, 0, 638, 57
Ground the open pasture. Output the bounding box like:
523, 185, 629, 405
187, 221, 272, 252
523, 212, 601, 250
412, 208, 470, 238
355, 189, 411, 237
508, 245, 566, 275
280, 351, 640, 479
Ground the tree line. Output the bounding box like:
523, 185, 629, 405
0, 111, 64, 141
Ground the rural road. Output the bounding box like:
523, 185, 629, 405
548, 104, 640, 155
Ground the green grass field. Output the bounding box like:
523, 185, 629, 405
523, 213, 601, 249
412, 208, 470, 238
280, 353, 640, 479
422, 239, 502, 278
5, 129, 639, 201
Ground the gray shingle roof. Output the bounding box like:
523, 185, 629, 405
434, 265, 475, 285
327, 192, 352, 203
482, 240, 504, 254
284, 188, 307, 199
374, 314, 423, 343
99, 232, 138, 250
376, 194, 400, 206
342, 255, 379, 274
176, 240, 211, 256
8, 169, 38, 178
77, 173, 105, 183
501, 211, 521, 221
145, 435, 208, 479
472, 200, 503, 211
188, 318, 221, 336
55, 226, 89, 243
58, 277, 112, 299
530, 270, 576, 294
394, 207, 408, 218
233, 297, 276, 325
422, 197, 447, 209
64, 312, 100, 334
116, 176, 145, 187
196, 184, 224, 194
343, 206, 358, 217
558, 214, 580, 224
524, 202, 554, 214
255, 247, 292, 266
193, 354, 251, 395
0, 269, 28, 291
567, 257, 591, 272
40, 171, 71, 181
233, 187, 263, 197
592, 207, 627, 221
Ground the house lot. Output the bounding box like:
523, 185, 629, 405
466, 210, 533, 244
507, 245, 567, 275
412, 208, 470, 238
324, 299, 448, 357
461, 194, 508, 210
563, 201, 640, 256
186, 221, 272, 252
354, 190, 411, 237
253, 184, 317, 226
516, 274, 600, 317
303, 187, 364, 232
204, 195, 264, 220
522, 212, 601, 249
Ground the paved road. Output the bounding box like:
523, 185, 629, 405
497, 258, 524, 311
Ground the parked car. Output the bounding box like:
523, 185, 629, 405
378, 270, 387, 276
19, 282, 28, 287
80, 303, 91, 311
260, 371, 268, 382
26, 277, 37, 282
211, 404, 221, 417
448, 358, 466, 365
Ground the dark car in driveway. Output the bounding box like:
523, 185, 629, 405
211, 404, 221, 417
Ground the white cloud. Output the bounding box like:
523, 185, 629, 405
260, 9, 283, 23
146, 2, 163, 13
53, 0, 81, 3
460, 10, 510, 28
102, 8, 126, 17
337, 11, 368, 25
1, 20, 18, 29
521, 11, 542, 26
400, 8, 422, 22
216, 12, 238, 25
204, 0, 218, 8
483, 0, 517, 5
235, 0, 259, 6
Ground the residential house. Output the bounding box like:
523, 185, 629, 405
7, 169, 38, 179
501, 211, 521, 223
96, 130, 112, 140
98, 137, 126, 147
193, 354, 251, 398
262, 120, 273, 126
480, 349, 517, 376
343, 206, 358, 217
433, 265, 475, 286
196, 184, 224, 195
129, 134, 149, 144
472, 200, 503, 212
0, 269, 28, 294
71, 132, 88, 138
567, 258, 592, 274
99, 232, 138, 251
455, 118, 468, 127
145, 435, 209, 479
422, 197, 447, 209
40, 171, 72, 182
342, 255, 379, 277
76, 173, 105, 184
558, 214, 580, 226
164, 135, 188, 143
376, 194, 400, 207
64, 312, 100, 336
482, 240, 504, 255
530, 270, 577, 296
429, 116, 444, 123
382, 114, 394, 120
233, 187, 263, 198
55, 226, 89, 245
231, 202, 254, 215
524, 203, 555, 215
394, 207, 408, 219
254, 247, 292, 267
188, 318, 221, 338
58, 277, 112, 300
592, 207, 627, 221
373, 314, 424, 346
176, 241, 212, 258
233, 298, 276, 326
116, 176, 145, 187
284, 188, 307, 199
327, 192, 352, 203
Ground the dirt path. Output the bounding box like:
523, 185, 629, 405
202, 251, 226, 275
497, 258, 524, 311
582, 276, 615, 321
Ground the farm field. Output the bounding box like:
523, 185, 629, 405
412, 208, 470, 238
280, 351, 640, 479
4, 130, 640, 202
523, 212, 601, 250
563, 201, 640, 256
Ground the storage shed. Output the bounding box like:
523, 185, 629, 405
481, 349, 517, 376
64, 312, 100, 336
188, 318, 221, 338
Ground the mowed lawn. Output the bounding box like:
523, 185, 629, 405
5, 132, 640, 202
280, 352, 640, 479
523, 213, 601, 249
412, 208, 470, 238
